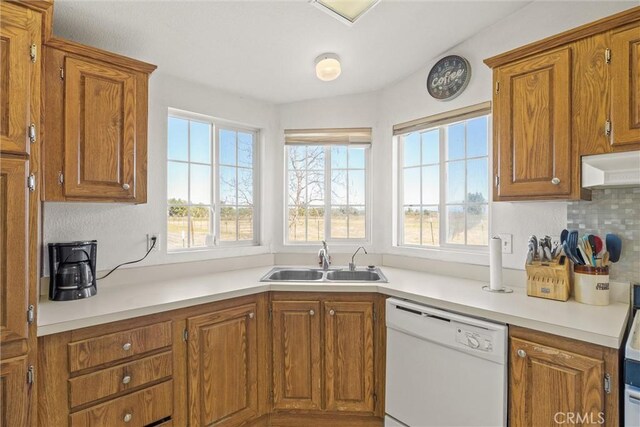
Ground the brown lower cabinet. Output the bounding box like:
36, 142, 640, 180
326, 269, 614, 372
509, 326, 619, 427
39, 293, 622, 427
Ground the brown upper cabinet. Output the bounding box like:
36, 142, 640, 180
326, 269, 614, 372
486, 7, 640, 201
493, 48, 572, 199
611, 22, 640, 147
42, 39, 156, 203
0, 2, 41, 155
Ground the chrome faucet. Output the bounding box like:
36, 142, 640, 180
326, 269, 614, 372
318, 241, 331, 271
349, 246, 368, 271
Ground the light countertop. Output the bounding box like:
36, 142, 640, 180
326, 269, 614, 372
38, 266, 630, 348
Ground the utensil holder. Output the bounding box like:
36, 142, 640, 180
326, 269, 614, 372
525, 258, 571, 301
574, 265, 609, 306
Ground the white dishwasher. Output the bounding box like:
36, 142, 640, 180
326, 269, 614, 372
385, 298, 507, 427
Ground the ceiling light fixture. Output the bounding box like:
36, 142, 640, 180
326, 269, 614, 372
311, 0, 380, 26
315, 53, 341, 81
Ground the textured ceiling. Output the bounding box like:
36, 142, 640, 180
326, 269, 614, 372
53, 0, 531, 104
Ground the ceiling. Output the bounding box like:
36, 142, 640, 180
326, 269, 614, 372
53, 0, 531, 104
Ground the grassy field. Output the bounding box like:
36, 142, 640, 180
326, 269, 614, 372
288, 213, 365, 241
403, 211, 487, 246
168, 216, 253, 249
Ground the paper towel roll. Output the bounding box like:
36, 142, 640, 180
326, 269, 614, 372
490, 236, 503, 291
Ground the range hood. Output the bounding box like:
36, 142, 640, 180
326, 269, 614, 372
582, 151, 640, 188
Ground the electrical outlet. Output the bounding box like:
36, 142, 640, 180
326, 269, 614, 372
497, 233, 513, 254
147, 233, 160, 252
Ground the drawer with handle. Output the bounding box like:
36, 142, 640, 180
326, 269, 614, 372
69, 351, 173, 408
68, 321, 172, 372
70, 380, 173, 427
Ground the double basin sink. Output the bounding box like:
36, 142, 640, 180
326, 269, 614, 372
260, 266, 387, 283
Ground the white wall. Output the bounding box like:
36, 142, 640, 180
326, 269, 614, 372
277, 1, 637, 269
44, 1, 637, 274
43, 73, 278, 274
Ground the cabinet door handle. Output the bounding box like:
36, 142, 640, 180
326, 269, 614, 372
309, 310, 315, 316
517, 349, 526, 358
28, 123, 36, 143
122, 375, 131, 385
122, 183, 130, 190
329, 309, 335, 316
551, 177, 560, 185
122, 342, 132, 351
123, 413, 133, 423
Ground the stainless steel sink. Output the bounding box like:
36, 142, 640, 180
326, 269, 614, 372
260, 267, 387, 283
325, 270, 382, 281
262, 268, 324, 281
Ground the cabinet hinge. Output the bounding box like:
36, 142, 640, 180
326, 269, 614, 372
27, 366, 34, 385
29, 44, 36, 63
27, 174, 36, 192
268, 308, 272, 321
495, 175, 500, 187
59, 67, 64, 80
604, 373, 611, 394
604, 120, 612, 137
27, 305, 35, 324
270, 390, 274, 403
183, 329, 189, 342
373, 393, 377, 409
605, 48, 611, 64
495, 81, 500, 94
373, 310, 377, 323
58, 171, 64, 185
28, 123, 36, 144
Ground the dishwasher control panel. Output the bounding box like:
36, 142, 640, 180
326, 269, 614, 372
456, 327, 494, 352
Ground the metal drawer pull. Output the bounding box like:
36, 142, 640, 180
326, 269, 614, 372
551, 177, 560, 185
248, 312, 254, 319
122, 183, 130, 190
517, 349, 526, 358
122, 375, 131, 385
309, 310, 315, 316
122, 342, 132, 351
123, 413, 132, 423
329, 309, 335, 316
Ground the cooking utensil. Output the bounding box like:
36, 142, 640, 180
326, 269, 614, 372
568, 230, 580, 264
602, 251, 610, 265
593, 235, 603, 255
560, 229, 569, 244
605, 234, 622, 263
563, 241, 579, 264
580, 241, 593, 267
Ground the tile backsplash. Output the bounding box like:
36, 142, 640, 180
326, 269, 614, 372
567, 188, 639, 283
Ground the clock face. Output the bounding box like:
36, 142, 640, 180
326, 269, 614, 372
427, 55, 471, 100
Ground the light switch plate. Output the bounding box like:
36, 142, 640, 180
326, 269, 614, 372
497, 233, 512, 254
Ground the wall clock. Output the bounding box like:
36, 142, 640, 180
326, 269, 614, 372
426, 55, 471, 101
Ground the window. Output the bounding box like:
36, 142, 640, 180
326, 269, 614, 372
285, 128, 370, 243
167, 110, 258, 251
396, 104, 490, 249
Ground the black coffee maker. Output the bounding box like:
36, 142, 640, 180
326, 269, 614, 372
48, 241, 97, 301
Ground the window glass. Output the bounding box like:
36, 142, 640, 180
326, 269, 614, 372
399, 114, 490, 248
286, 144, 368, 242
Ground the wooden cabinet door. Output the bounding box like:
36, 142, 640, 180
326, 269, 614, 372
324, 301, 375, 413
187, 303, 258, 427
271, 301, 322, 411
0, 355, 30, 427
0, 3, 40, 155
510, 337, 605, 426
64, 56, 137, 200
0, 157, 29, 358
611, 23, 640, 147
495, 47, 572, 199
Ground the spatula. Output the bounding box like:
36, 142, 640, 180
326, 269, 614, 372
606, 234, 622, 263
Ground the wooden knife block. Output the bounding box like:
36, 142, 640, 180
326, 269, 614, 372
525, 258, 571, 301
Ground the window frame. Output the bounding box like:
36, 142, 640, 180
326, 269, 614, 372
284, 144, 371, 245
396, 112, 491, 252
167, 108, 260, 252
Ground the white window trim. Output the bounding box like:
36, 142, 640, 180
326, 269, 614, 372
167, 108, 260, 252
284, 145, 371, 245
396, 113, 491, 252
